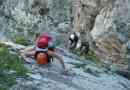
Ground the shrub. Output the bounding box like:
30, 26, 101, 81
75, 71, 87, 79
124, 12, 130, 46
84, 50, 102, 64
0, 46, 28, 90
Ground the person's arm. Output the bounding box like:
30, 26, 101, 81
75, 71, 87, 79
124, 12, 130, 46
20, 46, 35, 56
47, 50, 66, 70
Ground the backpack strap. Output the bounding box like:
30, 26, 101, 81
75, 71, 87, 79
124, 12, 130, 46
35, 46, 48, 52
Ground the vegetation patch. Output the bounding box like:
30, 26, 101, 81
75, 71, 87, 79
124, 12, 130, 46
0, 46, 28, 90
15, 36, 29, 46
84, 50, 102, 64
72, 49, 102, 64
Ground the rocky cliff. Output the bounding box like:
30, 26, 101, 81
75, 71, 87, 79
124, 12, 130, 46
0, 0, 129, 74
0, 0, 130, 90
0, 0, 71, 46
72, 0, 130, 71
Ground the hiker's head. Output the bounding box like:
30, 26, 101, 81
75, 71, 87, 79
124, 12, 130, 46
70, 33, 75, 40
69, 32, 79, 43
37, 37, 49, 48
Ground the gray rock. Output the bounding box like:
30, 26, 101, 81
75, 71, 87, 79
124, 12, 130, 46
28, 73, 42, 80
5, 43, 129, 90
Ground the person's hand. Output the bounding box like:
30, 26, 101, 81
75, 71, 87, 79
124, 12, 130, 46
20, 49, 24, 53
62, 68, 69, 75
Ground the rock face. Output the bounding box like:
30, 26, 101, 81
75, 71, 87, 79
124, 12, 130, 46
0, 0, 130, 71
10, 46, 130, 90
72, 0, 112, 44
72, 0, 130, 71
91, 0, 130, 69
0, 0, 71, 46
0, 41, 129, 90
0, 0, 130, 89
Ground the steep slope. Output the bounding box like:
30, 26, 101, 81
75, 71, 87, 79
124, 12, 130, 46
72, 0, 130, 72
8, 43, 130, 90
0, 0, 71, 46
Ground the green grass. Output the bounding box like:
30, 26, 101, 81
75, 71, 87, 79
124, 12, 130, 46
84, 50, 102, 64
0, 46, 28, 90
73, 49, 102, 64
15, 36, 29, 46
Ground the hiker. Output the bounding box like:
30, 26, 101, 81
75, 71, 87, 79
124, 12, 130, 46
21, 33, 66, 71
69, 32, 79, 50
79, 41, 89, 55
69, 32, 89, 54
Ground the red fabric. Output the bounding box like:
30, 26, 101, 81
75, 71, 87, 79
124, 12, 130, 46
38, 33, 52, 41
36, 33, 53, 48
37, 37, 48, 48
42, 33, 52, 42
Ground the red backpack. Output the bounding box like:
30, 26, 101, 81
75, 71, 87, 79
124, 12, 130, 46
35, 51, 51, 65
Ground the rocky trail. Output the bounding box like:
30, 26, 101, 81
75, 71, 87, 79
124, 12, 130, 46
1, 41, 130, 90
0, 0, 130, 90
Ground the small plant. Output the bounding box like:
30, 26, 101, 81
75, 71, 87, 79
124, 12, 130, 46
84, 50, 102, 64
15, 36, 29, 46
0, 46, 28, 90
